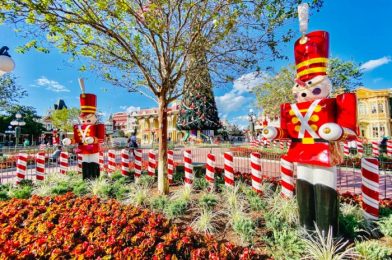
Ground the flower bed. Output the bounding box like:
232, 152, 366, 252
0, 193, 261, 259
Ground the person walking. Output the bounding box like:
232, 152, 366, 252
128, 133, 138, 156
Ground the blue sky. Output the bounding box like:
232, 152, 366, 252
1, 0, 391, 128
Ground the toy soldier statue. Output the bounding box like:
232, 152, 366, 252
63, 79, 105, 179
52, 129, 60, 146
263, 4, 358, 235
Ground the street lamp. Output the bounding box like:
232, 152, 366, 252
10, 112, 26, 147
248, 109, 256, 140
5, 125, 14, 143
0, 46, 15, 76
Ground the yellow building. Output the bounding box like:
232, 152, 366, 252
134, 104, 183, 145
356, 87, 392, 141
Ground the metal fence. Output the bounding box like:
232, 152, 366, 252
0, 145, 391, 199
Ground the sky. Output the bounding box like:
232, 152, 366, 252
1, 0, 391, 128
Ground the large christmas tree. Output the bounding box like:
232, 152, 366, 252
177, 39, 221, 131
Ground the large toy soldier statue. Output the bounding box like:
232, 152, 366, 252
263, 4, 358, 234
63, 79, 105, 179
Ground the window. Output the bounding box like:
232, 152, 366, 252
358, 102, 366, 115
380, 125, 386, 137
371, 103, 377, 114
372, 126, 379, 138
378, 102, 384, 113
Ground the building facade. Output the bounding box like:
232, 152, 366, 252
356, 87, 392, 141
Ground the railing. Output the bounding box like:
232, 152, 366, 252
0, 144, 390, 199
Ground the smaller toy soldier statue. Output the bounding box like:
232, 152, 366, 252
63, 78, 105, 180
52, 129, 60, 146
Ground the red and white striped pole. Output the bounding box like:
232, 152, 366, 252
35, 152, 45, 181
148, 150, 156, 176
99, 151, 104, 172
250, 152, 262, 193
280, 156, 294, 198
279, 141, 284, 150
387, 140, 392, 157
357, 140, 363, 157
361, 158, 379, 220
224, 152, 235, 187
167, 150, 174, 184
134, 149, 143, 179
77, 153, 83, 174
16, 153, 27, 184
184, 150, 193, 187
205, 153, 215, 189
372, 141, 379, 157
108, 150, 116, 173
121, 149, 130, 176
60, 152, 69, 175
343, 142, 350, 157
266, 139, 271, 148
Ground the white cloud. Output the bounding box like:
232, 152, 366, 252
120, 106, 141, 113
216, 92, 249, 114
360, 56, 391, 72
233, 71, 265, 94
34, 76, 70, 92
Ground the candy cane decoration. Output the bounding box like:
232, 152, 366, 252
343, 142, 350, 157
121, 149, 130, 176
108, 150, 116, 173
184, 150, 193, 187
279, 141, 284, 150
167, 150, 174, 184
250, 152, 262, 193
372, 141, 379, 157
99, 151, 104, 172
148, 150, 156, 176
266, 139, 271, 148
280, 157, 294, 198
16, 153, 27, 184
134, 149, 143, 179
59, 152, 69, 175
35, 152, 45, 181
387, 140, 392, 157
224, 152, 235, 187
361, 158, 379, 220
357, 140, 363, 157
77, 154, 83, 174
205, 153, 215, 189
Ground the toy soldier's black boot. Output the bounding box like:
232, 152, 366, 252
90, 162, 100, 179
296, 179, 316, 230
82, 162, 90, 180
314, 184, 339, 236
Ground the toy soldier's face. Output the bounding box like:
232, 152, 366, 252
292, 75, 331, 103
79, 114, 97, 125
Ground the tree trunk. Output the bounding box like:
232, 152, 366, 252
157, 94, 169, 194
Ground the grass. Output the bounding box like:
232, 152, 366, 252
164, 199, 188, 219
191, 209, 219, 234
125, 185, 149, 207
198, 192, 218, 210
150, 195, 169, 212
87, 178, 111, 199
355, 239, 392, 260
172, 186, 192, 203
378, 214, 392, 237
339, 203, 367, 239
264, 228, 305, 260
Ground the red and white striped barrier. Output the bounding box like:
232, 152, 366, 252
266, 139, 271, 148
387, 140, 392, 157
279, 141, 284, 150
361, 158, 379, 220
35, 152, 45, 181
134, 149, 143, 179
148, 150, 156, 176
250, 152, 262, 193
99, 151, 104, 172
372, 141, 379, 157
205, 153, 215, 189
108, 150, 116, 173
343, 142, 350, 157
184, 150, 193, 187
77, 154, 83, 174
60, 152, 69, 175
16, 153, 27, 184
167, 150, 174, 184
224, 152, 235, 187
121, 149, 130, 176
357, 140, 363, 157
280, 157, 294, 198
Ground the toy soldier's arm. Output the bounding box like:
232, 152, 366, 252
262, 103, 290, 140
95, 124, 106, 143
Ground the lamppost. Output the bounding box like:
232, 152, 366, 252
10, 113, 26, 147
248, 109, 256, 140
0, 46, 15, 76
5, 125, 15, 144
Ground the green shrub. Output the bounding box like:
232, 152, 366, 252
172, 186, 192, 202
232, 215, 256, 244
264, 192, 298, 230
8, 185, 33, 199
50, 181, 71, 195
136, 175, 155, 188
191, 209, 218, 234
164, 199, 188, 219
198, 192, 218, 210
378, 214, 392, 237
193, 178, 209, 191
112, 182, 131, 200
355, 240, 392, 260
245, 191, 265, 211
150, 195, 169, 212
264, 228, 305, 259
72, 181, 88, 196
380, 207, 392, 218
126, 185, 148, 207
339, 203, 366, 239
18, 179, 34, 187
88, 178, 111, 199
0, 190, 9, 200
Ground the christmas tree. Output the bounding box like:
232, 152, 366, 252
177, 39, 221, 131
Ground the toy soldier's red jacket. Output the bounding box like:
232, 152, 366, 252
73, 124, 105, 154
279, 93, 357, 167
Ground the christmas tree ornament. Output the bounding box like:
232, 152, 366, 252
262, 4, 358, 235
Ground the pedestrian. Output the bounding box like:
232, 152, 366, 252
23, 138, 30, 147
128, 133, 138, 156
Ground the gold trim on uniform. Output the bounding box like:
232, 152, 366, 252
291, 117, 299, 124
302, 138, 314, 144
296, 57, 328, 70
294, 125, 301, 132
296, 67, 327, 78
310, 115, 319, 122
310, 124, 318, 131
81, 105, 96, 109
